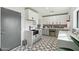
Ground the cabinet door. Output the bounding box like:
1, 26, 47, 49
42, 29, 45, 35
28, 10, 34, 20
46, 29, 49, 35
1, 8, 21, 51
25, 9, 39, 24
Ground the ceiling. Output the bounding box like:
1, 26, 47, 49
31, 7, 73, 16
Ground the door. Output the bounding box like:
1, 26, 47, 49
1, 8, 21, 51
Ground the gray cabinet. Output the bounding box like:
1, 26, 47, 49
42, 29, 49, 35
0, 8, 21, 51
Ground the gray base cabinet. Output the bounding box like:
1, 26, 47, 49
42, 29, 49, 36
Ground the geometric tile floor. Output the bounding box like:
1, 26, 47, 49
31, 36, 57, 51
11, 36, 57, 51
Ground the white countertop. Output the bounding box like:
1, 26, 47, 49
70, 32, 79, 41
42, 28, 69, 30
57, 31, 73, 42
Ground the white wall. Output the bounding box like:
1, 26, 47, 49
73, 7, 79, 28
43, 15, 69, 25
38, 14, 43, 28
24, 9, 39, 30
66, 7, 76, 30
5, 7, 25, 43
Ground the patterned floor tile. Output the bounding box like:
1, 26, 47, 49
11, 35, 57, 51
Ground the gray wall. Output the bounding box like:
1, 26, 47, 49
0, 8, 1, 48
